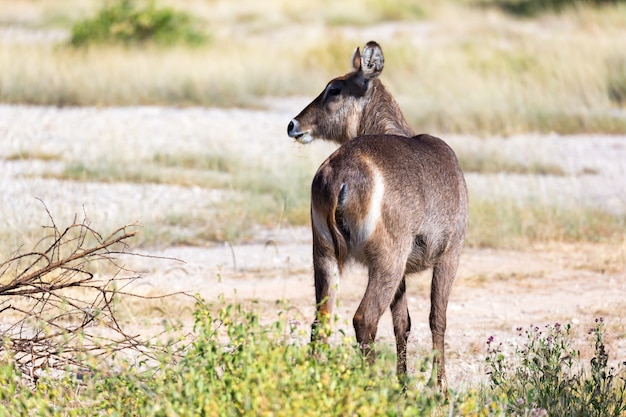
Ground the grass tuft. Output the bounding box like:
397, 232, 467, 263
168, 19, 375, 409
458, 151, 566, 175
4, 150, 62, 162
467, 198, 626, 248
152, 152, 235, 173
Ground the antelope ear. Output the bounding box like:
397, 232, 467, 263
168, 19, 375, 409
360, 41, 384, 80
351, 47, 361, 71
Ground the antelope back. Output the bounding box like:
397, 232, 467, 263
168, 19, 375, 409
311, 134, 468, 272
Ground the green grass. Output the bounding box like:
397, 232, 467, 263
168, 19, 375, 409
88, 302, 444, 416
52, 160, 226, 187
1, 300, 624, 416
0, 300, 472, 416
152, 152, 235, 172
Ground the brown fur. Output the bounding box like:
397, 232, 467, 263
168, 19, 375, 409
288, 41, 468, 391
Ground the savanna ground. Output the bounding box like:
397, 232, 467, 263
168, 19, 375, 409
1, 0, 626, 403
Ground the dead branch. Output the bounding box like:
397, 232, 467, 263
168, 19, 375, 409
0, 202, 194, 383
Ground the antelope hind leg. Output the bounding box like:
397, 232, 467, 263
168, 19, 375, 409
353, 261, 406, 366
390, 277, 411, 381
429, 250, 461, 392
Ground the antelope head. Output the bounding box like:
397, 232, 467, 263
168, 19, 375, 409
287, 41, 388, 145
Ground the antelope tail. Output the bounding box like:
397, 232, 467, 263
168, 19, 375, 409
328, 183, 349, 275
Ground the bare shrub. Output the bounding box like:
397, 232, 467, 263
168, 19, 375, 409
0, 201, 189, 382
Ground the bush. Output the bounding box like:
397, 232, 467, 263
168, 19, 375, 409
84, 301, 450, 416
70, 0, 209, 47
485, 0, 624, 16
486, 319, 626, 416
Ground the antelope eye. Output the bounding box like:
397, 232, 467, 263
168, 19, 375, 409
328, 87, 341, 96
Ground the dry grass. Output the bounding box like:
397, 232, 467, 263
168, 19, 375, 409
33, 150, 317, 246
383, 11, 626, 135
5, 150, 62, 162
25, 146, 623, 250
1, 0, 626, 134
467, 198, 626, 249
460, 270, 544, 288
457, 150, 566, 175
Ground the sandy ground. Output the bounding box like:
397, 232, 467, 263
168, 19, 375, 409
131, 230, 626, 388
1, 104, 625, 388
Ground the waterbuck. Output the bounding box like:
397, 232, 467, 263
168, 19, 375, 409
287, 41, 468, 390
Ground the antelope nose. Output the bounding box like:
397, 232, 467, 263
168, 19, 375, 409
287, 119, 299, 137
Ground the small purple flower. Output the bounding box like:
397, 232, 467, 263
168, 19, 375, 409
487, 335, 495, 345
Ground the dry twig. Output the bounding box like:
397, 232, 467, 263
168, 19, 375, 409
0, 202, 191, 382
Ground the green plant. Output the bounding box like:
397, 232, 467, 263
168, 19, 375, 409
486, 319, 626, 416
0, 354, 83, 417
80, 300, 452, 416
70, 0, 208, 47
4, 294, 626, 416
487, 0, 623, 17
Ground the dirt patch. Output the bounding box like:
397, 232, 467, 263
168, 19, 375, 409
125, 230, 626, 387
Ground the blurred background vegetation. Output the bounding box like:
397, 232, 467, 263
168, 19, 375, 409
1, 0, 625, 135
